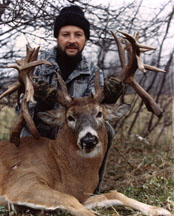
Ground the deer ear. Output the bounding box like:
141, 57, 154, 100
103, 103, 130, 124
37, 107, 65, 127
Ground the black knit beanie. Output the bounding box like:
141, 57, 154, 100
54, 5, 90, 39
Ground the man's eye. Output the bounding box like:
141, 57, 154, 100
62, 33, 69, 37
75, 34, 82, 37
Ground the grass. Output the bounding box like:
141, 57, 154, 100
0, 106, 17, 140
99, 132, 174, 215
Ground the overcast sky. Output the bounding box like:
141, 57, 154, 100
91, 0, 169, 7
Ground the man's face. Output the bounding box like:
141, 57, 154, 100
57, 25, 87, 57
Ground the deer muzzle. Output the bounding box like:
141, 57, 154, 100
80, 132, 99, 151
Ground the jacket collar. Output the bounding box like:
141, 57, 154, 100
41, 46, 91, 83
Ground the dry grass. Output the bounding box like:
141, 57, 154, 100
99, 132, 174, 215
0, 106, 17, 140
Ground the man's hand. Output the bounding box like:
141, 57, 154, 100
104, 76, 123, 104
34, 81, 57, 112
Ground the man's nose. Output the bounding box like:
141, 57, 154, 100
68, 35, 76, 43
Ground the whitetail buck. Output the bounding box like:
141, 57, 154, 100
0, 31, 171, 216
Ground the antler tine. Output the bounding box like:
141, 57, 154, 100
14, 45, 34, 68
94, 70, 105, 102
29, 46, 39, 62
26, 45, 35, 63
135, 32, 139, 41
131, 79, 163, 116
54, 71, 72, 107
10, 113, 25, 146
111, 31, 126, 69
144, 64, 166, 73
0, 81, 21, 100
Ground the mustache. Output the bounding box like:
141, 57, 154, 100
65, 44, 79, 49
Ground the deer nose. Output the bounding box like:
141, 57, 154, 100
80, 132, 98, 150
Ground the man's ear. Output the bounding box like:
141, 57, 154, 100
103, 103, 130, 124
37, 107, 65, 127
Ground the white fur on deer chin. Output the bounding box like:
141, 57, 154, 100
76, 142, 102, 158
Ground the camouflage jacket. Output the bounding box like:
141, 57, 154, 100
35, 45, 104, 97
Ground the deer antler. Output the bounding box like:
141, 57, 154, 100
54, 71, 72, 107
111, 30, 164, 117
94, 70, 105, 102
0, 45, 51, 146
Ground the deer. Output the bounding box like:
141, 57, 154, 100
0, 31, 171, 216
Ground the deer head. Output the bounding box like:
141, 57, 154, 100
37, 70, 129, 156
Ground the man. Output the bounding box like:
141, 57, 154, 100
19, 5, 123, 192
20, 5, 122, 138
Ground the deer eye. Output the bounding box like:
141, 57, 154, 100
96, 111, 102, 118
67, 115, 75, 122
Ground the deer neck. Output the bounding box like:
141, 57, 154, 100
51, 123, 108, 202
